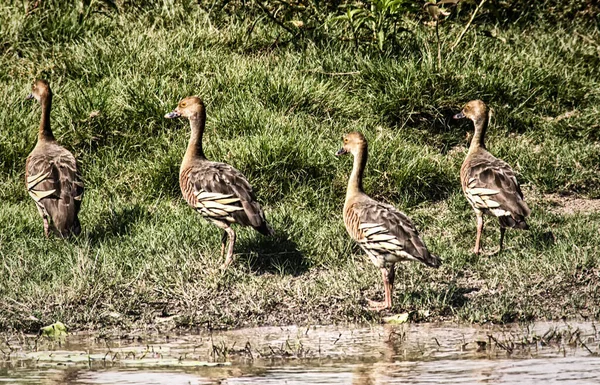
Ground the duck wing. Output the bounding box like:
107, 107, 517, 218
462, 151, 530, 227
26, 146, 84, 236
181, 161, 273, 235
345, 198, 440, 268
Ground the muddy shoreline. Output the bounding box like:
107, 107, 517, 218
3, 321, 600, 384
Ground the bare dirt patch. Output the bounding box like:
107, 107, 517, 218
544, 194, 600, 215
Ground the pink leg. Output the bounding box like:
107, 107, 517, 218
385, 266, 395, 309
220, 227, 236, 270
473, 213, 483, 254
43, 217, 50, 238
367, 267, 394, 311
220, 230, 227, 259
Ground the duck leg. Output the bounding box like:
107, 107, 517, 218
498, 227, 506, 253
220, 230, 228, 259
385, 265, 395, 309
473, 212, 484, 254
43, 216, 50, 238
368, 267, 394, 311
221, 227, 236, 270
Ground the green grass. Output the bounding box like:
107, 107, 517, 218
0, 1, 599, 332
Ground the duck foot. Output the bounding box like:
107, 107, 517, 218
220, 258, 234, 271
482, 246, 507, 256
366, 298, 390, 312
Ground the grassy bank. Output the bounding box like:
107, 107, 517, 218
0, 1, 599, 332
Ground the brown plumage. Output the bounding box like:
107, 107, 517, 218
336, 132, 440, 311
165, 96, 273, 269
25, 80, 84, 238
454, 100, 530, 254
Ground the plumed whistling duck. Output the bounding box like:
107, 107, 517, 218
336, 132, 441, 311
25, 80, 84, 237
165, 96, 274, 269
454, 100, 530, 254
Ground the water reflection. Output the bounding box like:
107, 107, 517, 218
1, 322, 598, 384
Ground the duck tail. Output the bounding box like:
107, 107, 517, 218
422, 252, 442, 269
499, 215, 529, 230
515, 219, 529, 230
71, 217, 82, 236
255, 220, 275, 236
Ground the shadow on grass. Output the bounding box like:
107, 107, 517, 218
238, 230, 307, 277
408, 106, 468, 153
86, 204, 151, 245
472, 0, 599, 27
445, 285, 480, 309
397, 283, 479, 315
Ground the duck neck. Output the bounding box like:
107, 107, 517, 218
347, 144, 367, 198
38, 94, 55, 142
184, 110, 207, 161
469, 113, 488, 153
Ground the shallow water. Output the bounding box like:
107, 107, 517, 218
1, 321, 599, 384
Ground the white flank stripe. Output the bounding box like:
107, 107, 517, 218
209, 208, 228, 217
363, 226, 387, 237
469, 187, 500, 195
29, 189, 56, 202
468, 194, 486, 207
215, 198, 240, 205
484, 199, 501, 208
195, 190, 233, 200
27, 171, 51, 189
202, 200, 229, 209
491, 208, 511, 217
369, 233, 397, 242
379, 241, 401, 251
358, 223, 382, 229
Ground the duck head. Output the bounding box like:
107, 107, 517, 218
165, 96, 205, 120
26, 79, 51, 103
336, 132, 367, 157
453, 100, 488, 122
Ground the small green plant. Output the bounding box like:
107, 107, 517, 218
330, 0, 418, 51
40, 322, 67, 338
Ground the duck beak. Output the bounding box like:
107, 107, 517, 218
453, 111, 466, 119
26, 93, 34, 100
164, 110, 181, 119
335, 148, 348, 156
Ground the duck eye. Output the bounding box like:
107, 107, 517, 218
181, 102, 187, 107
344, 139, 348, 143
